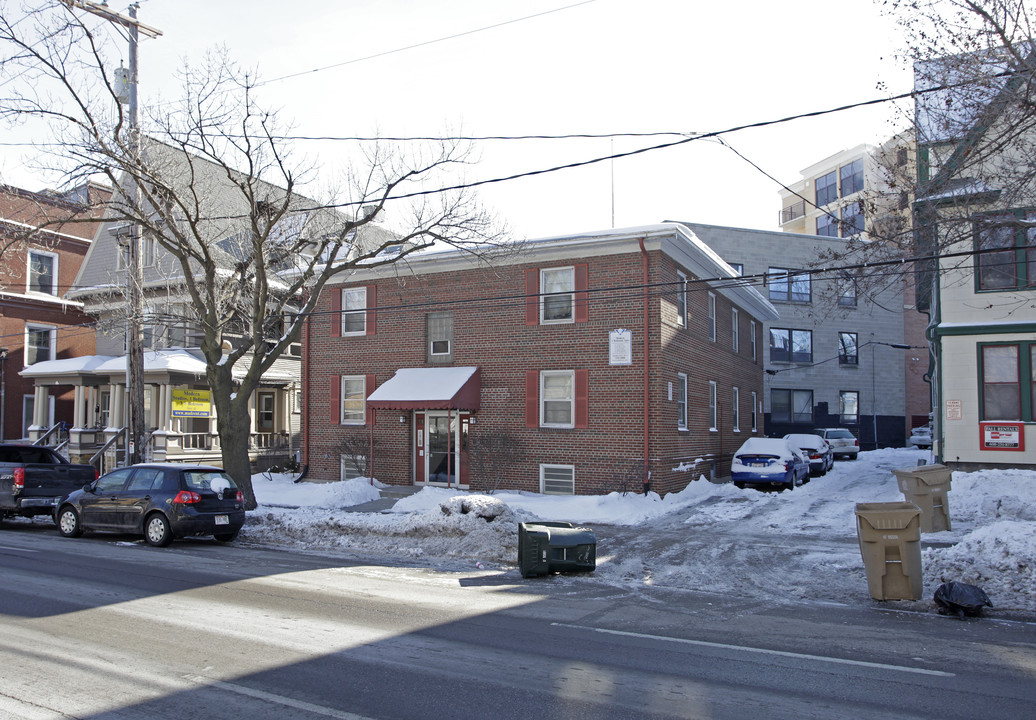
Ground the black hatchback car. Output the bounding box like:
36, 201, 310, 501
56, 464, 245, 546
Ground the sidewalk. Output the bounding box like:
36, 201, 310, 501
343, 485, 425, 513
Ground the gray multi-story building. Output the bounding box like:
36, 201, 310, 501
674, 222, 909, 449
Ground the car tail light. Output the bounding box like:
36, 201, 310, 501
235, 490, 243, 502
13, 467, 24, 491
854, 438, 860, 447
809, 451, 821, 459
172, 490, 201, 504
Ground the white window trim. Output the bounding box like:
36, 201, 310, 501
751, 391, 758, 432
540, 266, 576, 325
708, 292, 717, 342
540, 463, 576, 495
709, 380, 718, 431
340, 374, 367, 425
676, 270, 687, 328
750, 320, 757, 361
25, 324, 56, 365
732, 386, 740, 432
677, 372, 688, 430
341, 288, 367, 336
731, 308, 739, 352
27, 249, 59, 296
540, 369, 575, 428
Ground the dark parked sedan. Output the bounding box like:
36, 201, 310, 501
56, 464, 245, 546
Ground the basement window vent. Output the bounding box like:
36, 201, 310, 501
540, 464, 575, 495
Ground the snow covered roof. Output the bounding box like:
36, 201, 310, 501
367, 367, 481, 411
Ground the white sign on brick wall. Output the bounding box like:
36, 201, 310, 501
610, 329, 632, 366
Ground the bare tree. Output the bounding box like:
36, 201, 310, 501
0, 2, 508, 508
467, 430, 523, 493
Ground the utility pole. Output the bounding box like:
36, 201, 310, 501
64, 2, 161, 465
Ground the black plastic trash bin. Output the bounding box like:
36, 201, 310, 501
518, 521, 597, 578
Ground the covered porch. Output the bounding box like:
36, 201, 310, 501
20, 349, 297, 473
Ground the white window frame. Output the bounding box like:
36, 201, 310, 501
25, 324, 56, 365
340, 375, 367, 425
732, 386, 740, 432
27, 249, 58, 296
341, 288, 367, 336
116, 234, 155, 270
340, 453, 367, 481
708, 292, 717, 342
540, 370, 575, 428
675, 270, 687, 328
677, 373, 688, 430
731, 308, 739, 352
751, 391, 758, 431
540, 463, 575, 495
709, 380, 718, 431
540, 266, 575, 324
750, 320, 757, 361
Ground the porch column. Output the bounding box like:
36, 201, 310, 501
34, 386, 49, 427
74, 386, 88, 429
162, 384, 173, 429
111, 384, 125, 428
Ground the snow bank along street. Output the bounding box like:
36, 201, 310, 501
243, 447, 1036, 619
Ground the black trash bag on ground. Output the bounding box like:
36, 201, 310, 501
934, 581, 993, 618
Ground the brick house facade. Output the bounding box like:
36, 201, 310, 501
302, 224, 778, 495
0, 183, 109, 441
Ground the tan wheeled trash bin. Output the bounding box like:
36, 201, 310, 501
893, 464, 952, 533
854, 502, 923, 601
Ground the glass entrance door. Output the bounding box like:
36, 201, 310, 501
427, 414, 457, 485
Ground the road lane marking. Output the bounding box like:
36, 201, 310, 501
186, 675, 377, 719
0, 545, 38, 552
551, 623, 955, 677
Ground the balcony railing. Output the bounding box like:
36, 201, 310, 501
780, 200, 807, 224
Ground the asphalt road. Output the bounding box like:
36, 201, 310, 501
1, 523, 1034, 719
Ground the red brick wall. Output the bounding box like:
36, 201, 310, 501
303, 247, 766, 496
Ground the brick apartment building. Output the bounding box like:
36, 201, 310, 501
0, 183, 109, 441
302, 223, 778, 496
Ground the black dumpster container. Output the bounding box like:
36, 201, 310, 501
518, 521, 597, 578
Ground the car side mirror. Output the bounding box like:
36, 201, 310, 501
83, 483, 94, 493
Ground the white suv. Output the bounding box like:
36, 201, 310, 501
811, 428, 859, 459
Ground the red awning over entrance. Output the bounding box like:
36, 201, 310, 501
366, 366, 481, 411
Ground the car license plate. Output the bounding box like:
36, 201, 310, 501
215, 515, 229, 525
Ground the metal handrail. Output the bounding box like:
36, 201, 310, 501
89, 427, 127, 465
32, 423, 62, 446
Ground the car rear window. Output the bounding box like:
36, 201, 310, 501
828, 430, 855, 439
183, 471, 238, 493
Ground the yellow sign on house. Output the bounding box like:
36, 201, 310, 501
172, 388, 212, 418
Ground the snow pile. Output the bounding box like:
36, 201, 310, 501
242, 449, 1036, 617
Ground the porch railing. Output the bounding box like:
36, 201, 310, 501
251, 432, 288, 449
181, 432, 214, 450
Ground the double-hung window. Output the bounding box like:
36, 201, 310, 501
28, 251, 57, 296
541, 370, 575, 427
341, 288, 367, 335
839, 332, 858, 365
675, 271, 687, 327
427, 311, 453, 362
677, 373, 688, 430
708, 292, 716, 341
750, 320, 757, 360
731, 387, 740, 431
770, 328, 812, 363
838, 272, 858, 307
975, 211, 1036, 290
340, 375, 367, 424
708, 381, 718, 431
731, 308, 739, 352
978, 343, 1036, 420
541, 267, 575, 323
25, 325, 55, 365
751, 391, 758, 431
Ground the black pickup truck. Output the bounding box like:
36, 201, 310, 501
0, 444, 97, 524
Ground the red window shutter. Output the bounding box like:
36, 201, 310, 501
575, 369, 589, 428
365, 373, 376, 424
331, 290, 342, 337
525, 370, 539, 428
330, 375, 341, 424
525, 269, 539, 325
366, 285, 377, 335
574, 263, 589, 323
